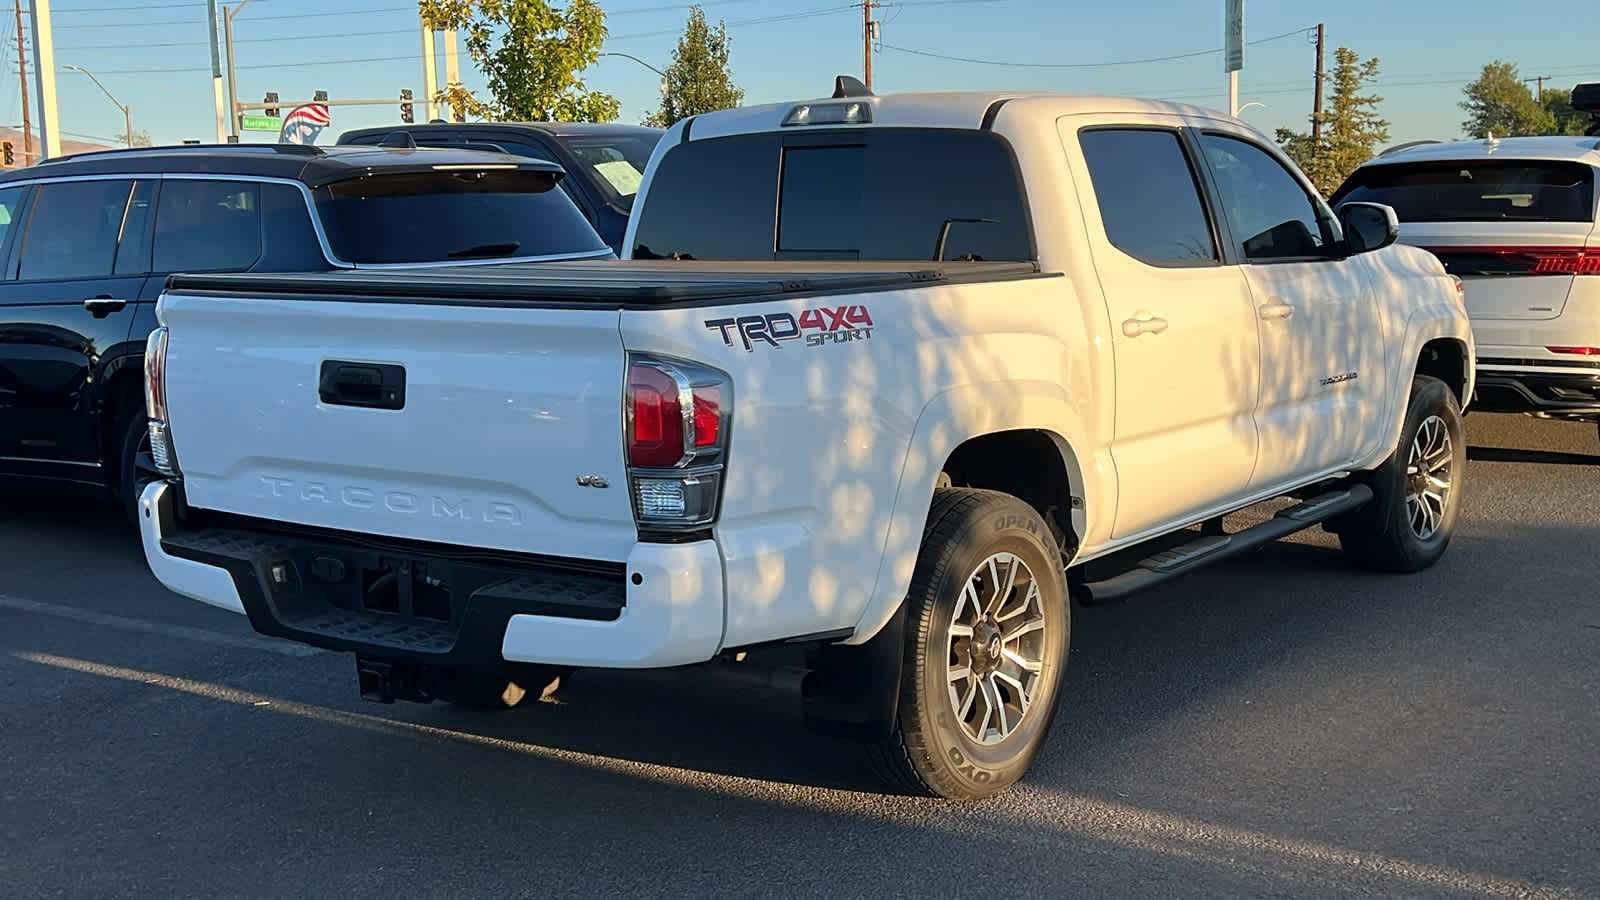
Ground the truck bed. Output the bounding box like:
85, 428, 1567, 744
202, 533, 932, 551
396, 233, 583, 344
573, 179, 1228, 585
163, 258, 1043, 307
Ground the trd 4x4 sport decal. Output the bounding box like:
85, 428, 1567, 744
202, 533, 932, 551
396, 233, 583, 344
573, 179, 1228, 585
705, 305, 874, 351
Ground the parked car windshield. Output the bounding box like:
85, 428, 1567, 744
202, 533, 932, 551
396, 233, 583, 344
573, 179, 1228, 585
1331, 160, 1597, 222
312, 169, 610, 264
554, 131, 660, 212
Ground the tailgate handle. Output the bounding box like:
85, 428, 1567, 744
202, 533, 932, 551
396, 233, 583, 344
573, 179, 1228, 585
319, 361, 405, 410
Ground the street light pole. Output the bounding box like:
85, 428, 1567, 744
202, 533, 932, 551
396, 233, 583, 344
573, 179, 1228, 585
598, 52, 666, 78
63, 64, 133, 147
222, 0, 254, 141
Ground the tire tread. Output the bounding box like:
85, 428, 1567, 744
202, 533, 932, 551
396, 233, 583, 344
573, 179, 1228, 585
865, 487, 1057, 800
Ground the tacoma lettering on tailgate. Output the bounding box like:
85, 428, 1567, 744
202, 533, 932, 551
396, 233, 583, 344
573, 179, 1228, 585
258, 476, 523, 526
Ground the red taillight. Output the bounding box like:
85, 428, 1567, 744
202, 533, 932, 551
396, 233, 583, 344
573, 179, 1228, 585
1425, 245, 1599, 276
1546, 346, 1600, 356
1530, 249, 1600, 275
628, 363, 683, 468
693, 386, 721, 448
625, 355, 731, 532
143, 326, 168, 422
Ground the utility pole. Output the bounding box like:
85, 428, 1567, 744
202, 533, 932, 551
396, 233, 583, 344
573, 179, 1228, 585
28, 0, 59, 159
444, 27, 461, 121
1527, 75, 1550, 102
206, 0, 225, 143
14, 0, 32, 164
222, 0, 255, 141
1310, 22, 1325, 166
862, 0, 873, 90
420, 17, 439, 121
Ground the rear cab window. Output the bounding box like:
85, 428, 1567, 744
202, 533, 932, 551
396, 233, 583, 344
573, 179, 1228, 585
1331, 160, 1597, 223
629, 129, 1034, 262
311, 168, 610, 265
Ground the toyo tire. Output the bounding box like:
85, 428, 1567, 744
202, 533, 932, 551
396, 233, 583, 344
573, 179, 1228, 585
1337, 375, 1465, 573
866, 488, 1070, 801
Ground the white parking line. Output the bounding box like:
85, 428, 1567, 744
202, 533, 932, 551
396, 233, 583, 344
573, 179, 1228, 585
0, 594, 323, 657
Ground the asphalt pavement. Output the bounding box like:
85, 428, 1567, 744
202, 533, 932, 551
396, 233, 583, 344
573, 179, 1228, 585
2, 412, 1597, 899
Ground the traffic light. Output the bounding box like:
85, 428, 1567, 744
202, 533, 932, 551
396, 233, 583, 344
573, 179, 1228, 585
313, 89, 328, 102
400, 89, 413, 124
264, 91, 279, 118
2, 141, 13, 167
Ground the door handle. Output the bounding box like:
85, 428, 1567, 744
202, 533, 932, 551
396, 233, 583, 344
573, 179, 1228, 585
83, 295, 129, 317
1121, 316, 1169, 338
1258, 302, 1295, 320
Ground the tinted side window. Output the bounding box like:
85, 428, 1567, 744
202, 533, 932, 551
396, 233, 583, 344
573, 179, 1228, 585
114, 180, 158, 276
1078, 128, 1218, 265
258, 182, 330, 270
631, 129, 1033, 262
0, 185, 27, 265
16, 179, 134, 281
153, 180, 263, 273
1199, 134, 1332, 260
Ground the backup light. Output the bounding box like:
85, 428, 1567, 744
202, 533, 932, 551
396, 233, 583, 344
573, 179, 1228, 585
625, 354, 731, 533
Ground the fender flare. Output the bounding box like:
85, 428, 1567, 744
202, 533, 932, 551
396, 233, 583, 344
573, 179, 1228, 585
842, 379, 1097, 646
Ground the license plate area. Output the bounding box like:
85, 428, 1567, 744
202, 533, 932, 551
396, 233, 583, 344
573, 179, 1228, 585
358, 556, 454, 624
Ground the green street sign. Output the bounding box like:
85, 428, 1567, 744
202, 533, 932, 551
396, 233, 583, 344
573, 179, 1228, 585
240, 115, 282, 132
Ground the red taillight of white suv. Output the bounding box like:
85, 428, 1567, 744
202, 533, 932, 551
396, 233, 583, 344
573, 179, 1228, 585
143, 326, 181, 478
625, 354, 731, 532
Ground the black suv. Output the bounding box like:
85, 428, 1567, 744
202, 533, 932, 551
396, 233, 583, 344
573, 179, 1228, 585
337, 122, 663, 254
0, 143, 613, 518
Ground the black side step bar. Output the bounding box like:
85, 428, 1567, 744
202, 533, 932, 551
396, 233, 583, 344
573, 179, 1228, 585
1079, 484, 1373, 604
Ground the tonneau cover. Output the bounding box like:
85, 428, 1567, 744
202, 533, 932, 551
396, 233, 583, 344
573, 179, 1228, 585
162, 259, 1042, 307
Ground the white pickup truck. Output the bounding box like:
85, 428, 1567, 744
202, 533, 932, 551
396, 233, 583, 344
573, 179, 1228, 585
138, 79, 1475, 800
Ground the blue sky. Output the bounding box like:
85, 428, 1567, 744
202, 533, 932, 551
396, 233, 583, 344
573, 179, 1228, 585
8, 0, 1597, 150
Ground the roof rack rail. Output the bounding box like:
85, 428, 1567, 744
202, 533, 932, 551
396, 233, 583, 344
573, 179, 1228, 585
1379, 139, 1442, 156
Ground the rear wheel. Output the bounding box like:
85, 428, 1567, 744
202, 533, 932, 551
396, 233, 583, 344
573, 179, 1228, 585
866, 488, 1070, 800
117, 411, 160, 525
1338, 375, 1465, 572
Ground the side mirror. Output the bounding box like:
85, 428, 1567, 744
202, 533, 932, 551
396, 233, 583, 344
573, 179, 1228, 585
1337, 201, 1400, 254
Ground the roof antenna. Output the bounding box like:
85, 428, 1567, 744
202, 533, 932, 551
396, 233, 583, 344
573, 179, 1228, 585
378, 130, 418, 149
832, 75, 873, 98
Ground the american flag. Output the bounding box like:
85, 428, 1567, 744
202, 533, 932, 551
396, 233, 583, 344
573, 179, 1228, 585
278, 104, 331, 145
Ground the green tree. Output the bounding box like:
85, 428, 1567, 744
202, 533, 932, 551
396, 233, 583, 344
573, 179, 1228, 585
642, 5, 744, 128
417, 0, 620, 122
1460, 61, 1555, 137
1539, 88, 1589, 136
1274, 47, 1389, 196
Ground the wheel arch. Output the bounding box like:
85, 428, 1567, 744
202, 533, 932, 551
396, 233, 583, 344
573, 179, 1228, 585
845, 381, 1093, 648
98, 351, 148, 483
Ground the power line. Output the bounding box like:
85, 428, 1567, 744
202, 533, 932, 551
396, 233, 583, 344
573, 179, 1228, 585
59, 27, 416, 51
876, 25, 1313, 70
610, 4, 856, 40
56, 6, 408, 28
53, 1, 236, 12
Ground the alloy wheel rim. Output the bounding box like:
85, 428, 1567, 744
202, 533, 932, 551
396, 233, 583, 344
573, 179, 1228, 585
945, 551, 1047, 745
1404, 414, 1452, 540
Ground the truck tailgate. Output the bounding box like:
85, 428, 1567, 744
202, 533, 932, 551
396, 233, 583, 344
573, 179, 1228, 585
158, 292, 636, 562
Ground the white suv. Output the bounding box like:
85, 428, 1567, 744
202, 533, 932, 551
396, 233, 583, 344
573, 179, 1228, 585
1331, 87, 1600, 439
